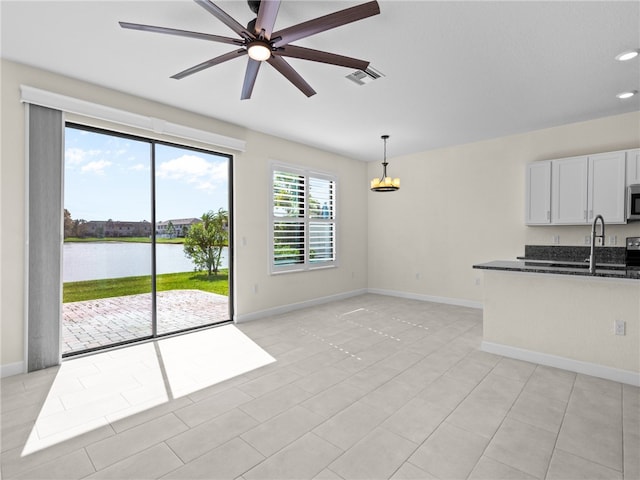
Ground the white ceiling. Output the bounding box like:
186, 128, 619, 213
1, 1, 639, 161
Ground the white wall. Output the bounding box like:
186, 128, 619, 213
233, 129, 368, 321
367, 112, 640, 305
0, 60, 368, 371
2, 58, 640, 374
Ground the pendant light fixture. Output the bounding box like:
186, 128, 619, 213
370, 135, 400, 192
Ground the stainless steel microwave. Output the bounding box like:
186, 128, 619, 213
629, 184, 640, 221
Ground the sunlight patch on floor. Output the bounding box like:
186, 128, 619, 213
22, 325, 275, 456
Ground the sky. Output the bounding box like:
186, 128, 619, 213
64, 126, 229, 222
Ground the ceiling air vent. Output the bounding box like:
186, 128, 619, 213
346, 66, 384, 86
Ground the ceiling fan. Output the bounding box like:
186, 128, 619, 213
120, 0, 380, 99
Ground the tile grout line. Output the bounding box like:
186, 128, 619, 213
232, 337, 375, 472
236, 310, 473, 478
88, 412, 187, 475
159, 439, 187, 477
386, 341, 500, 479
460, 363, 534, 479
551, 380, 627, 475
454, 360, 527, 478
541, 369, 577, 480
160, 315, 368, 476
131, 317, 470, 479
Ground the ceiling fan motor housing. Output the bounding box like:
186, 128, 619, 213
247, 1, 261, 15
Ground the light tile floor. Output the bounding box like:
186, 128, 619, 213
2, 294, 639, 479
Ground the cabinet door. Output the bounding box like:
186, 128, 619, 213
627, 149, 640, 186
525, 161, 551, 224
588, 151, 626, 223
552, 156, 588, 224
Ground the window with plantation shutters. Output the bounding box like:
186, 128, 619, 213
271, 164, 336, 273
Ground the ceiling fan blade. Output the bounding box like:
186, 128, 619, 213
274, 45, 369, 71
119, 22, 241, 45
193, 0, 254, 39
254, 0, 281, 39
272, 0, 380, 47
171, 49, 247, 79
241, 59, 262, 100
267, 56, 316, 97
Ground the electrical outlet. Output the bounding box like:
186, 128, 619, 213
415, 273, 421, 280
615, 319, 626, 336
608, 235, 617, 246
475, 278, 481, 286
253, 284, 258, 294
552, 235, 560, 245
584, 235, 591, 245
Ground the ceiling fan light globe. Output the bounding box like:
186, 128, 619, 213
248, 42, 271, 61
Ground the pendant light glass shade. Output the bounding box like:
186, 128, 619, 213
370, 135, 400, 192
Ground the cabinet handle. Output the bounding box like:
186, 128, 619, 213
589, 210, 593, 219
584, 210, 587, 220
546, 210, 550, 221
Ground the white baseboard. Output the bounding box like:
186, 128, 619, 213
1, 361, 25, 378
235, 288, 482, 323
234, 289, 367, 323
367, 288, 483, 310
482, 341, 640, 387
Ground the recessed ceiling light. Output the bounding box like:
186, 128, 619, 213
616, 90, 638, 99
615, 49, 639, 61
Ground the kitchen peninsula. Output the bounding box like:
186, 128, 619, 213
473, 245, 640, 386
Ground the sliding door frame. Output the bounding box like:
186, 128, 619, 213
61, 122, 234, 357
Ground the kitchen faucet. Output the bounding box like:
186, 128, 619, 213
589, 214, 605, 274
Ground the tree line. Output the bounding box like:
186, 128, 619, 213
64, 208, 228, 277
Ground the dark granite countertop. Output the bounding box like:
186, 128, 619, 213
473, 260, 640, 280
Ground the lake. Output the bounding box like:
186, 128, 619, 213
63, 242, 228, 282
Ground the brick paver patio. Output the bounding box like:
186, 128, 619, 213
62, 290, 229, 354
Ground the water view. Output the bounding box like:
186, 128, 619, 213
63, 125, 231, 354
63, 242, 229, 282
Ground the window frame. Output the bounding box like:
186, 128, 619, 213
61, 122, 234, 356
269, 162, 337, 274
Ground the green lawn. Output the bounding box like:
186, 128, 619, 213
64, 237, 185, 244
63, 270, 228, 303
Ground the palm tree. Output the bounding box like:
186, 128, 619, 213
183, 209, 228, 276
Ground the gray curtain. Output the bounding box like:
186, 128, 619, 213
27, 104, 63, 371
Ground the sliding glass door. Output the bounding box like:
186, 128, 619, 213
62, 124, 231, 356
154, 143, 230, 336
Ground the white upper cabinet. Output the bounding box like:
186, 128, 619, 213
588, 151, 626, 224
527, 149, 629, 225
551, 156, 588, 224
627, 149, 640, 186
525, 161, 551, 224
